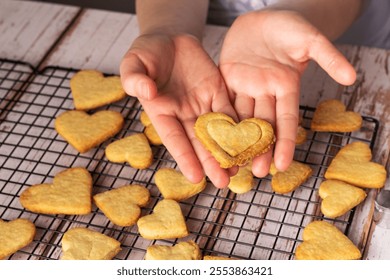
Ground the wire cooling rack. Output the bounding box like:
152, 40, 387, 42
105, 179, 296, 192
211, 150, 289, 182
0, 59, 379, 260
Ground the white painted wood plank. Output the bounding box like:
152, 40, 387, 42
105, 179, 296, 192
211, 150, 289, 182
338, 45, 390, 259
44, 9, 138, 74
0, 0, 80, 66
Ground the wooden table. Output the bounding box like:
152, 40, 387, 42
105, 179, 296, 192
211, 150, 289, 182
1, 0, 389, 260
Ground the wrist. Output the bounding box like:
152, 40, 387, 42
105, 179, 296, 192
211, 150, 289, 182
135, 32, 203, 53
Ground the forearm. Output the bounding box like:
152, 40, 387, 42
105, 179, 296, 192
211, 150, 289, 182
136, 0, 209, 40
267, 0, 365, 40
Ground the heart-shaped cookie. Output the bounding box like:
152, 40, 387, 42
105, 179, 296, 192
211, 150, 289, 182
0, 219, 36, 259
154, 168, 206, 201
105, 133, 153, 169
269, 160, 312, 194
140, 111, 163, 145
20, 167, 92, 215
207, 119, 261, 156
70, 70, 126, 111
55, 110, 124, 153
93, 184, 150, 226
319, 180, 367, 218
296, 125, 307, 145
295, 220, 361, 260
311, 99, 362, 132
228, 163, 253, 194
61, 227, 121, 260
195, 112, 275, 168
137, 199, 188, 240
325, 141, 386, 188
145, 240, 202, 260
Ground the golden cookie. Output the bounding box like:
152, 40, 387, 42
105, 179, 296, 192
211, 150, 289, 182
140, 111, 162, 145
269, 160, 312, 194
296, 125, 307, 145
145, 240, 202, 260
61, 227, 121, 260
20, 167, 92, 215
0, 219, 36, 259
137, 199, 188, 240
228, 163, 253, 194
325, 141, 386, 188
105, 133, 153, 169
195, 112, 275, 168
70, 70, 126, 110
144, 125, 163, 145
140, 110, 152, 126
55, 110, 124, 153
295, 220, 361, 260
311, 99, 362, 132
93, 184, 150, 226
154, 168, 206, 201
319, 180, 367, 218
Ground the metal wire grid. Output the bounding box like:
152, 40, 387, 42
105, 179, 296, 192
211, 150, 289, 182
0, 60, 379, 260
0, 59, 34, 115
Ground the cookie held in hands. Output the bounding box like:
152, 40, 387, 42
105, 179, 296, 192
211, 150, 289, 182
154, 168, 206, 201
93, 184, 150, 226
269, 160, 312, 194
55, 110, 124, 153
203, 255, 234, 260
311, 99, 362, 132
145, 240, 202, 260
20, 167, 92, 215
70, 70, 126, 111
105, 133, 153, 169
194, 112, 275, 168
319, 180, 366, 218
137, 199, 188, 240
325, 141, 386, 188
295, 221, 361, 260
0, 219, 36, 259
61, 227, 121, 260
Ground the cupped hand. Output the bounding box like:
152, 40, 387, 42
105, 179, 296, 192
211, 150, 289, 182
120, 33, 238, 188
219, 9, 356, 177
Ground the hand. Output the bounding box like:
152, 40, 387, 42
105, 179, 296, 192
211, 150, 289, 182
120, 33, 238, 188
219, 9, 356, 177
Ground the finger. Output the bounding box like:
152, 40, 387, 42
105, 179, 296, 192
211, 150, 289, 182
143, 111, 205, 184
227, 166, 239, 177
210, 80, 238, 121
252, 150, 273, 178
119, 53, 158, 100
196, 145, 231, 189
309, 33, 356, 86
252, 95, 276, 178
234, 94, 255, 121
273, 87, 300, 172
196, 77, 236, 187
181, 117, 231, 189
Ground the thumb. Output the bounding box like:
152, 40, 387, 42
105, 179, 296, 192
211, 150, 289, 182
120, 53, 158, 100
308, 33, 356, 86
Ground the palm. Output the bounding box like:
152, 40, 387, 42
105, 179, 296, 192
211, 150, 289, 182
121, 34, 237, 188
219, 10, 356, 177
